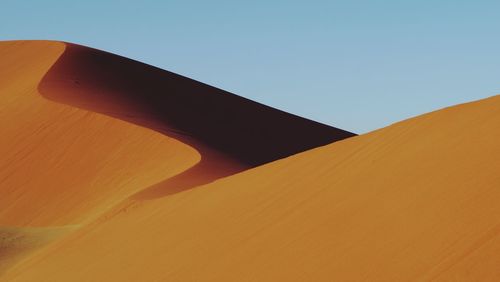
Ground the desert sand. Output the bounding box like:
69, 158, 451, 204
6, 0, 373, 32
1, 40, 499, 281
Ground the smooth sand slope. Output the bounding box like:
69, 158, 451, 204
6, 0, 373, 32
0, 40, 353, 277
4, 94, 500, 281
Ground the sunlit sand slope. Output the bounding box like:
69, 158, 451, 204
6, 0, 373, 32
5, 95, 499, 281
0, 41, 200, 226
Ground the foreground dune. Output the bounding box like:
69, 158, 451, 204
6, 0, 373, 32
0, 40, 353, 277
3, 91, 499, 281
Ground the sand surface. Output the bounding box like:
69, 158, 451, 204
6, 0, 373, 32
1, 40, 499, 281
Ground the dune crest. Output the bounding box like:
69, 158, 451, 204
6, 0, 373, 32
1, 40, 352, 226
38, 42, 355, 198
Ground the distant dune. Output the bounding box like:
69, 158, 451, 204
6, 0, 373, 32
0, 40, 354, 277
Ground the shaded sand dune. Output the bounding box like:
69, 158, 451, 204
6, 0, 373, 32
0, 40, 352, 225
39, 43, 355, 198
0, 40, 353, 276
4, 93, 500, 281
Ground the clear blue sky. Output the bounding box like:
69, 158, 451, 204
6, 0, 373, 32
2, 0, 499, 133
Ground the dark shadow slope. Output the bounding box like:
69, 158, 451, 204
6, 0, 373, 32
39, 42, 356, 198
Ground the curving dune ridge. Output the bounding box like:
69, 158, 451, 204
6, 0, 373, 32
0, 41, 353, 226
0, 40, 354, 276
38, 42, 355, 199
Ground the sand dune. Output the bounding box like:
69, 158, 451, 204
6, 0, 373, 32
0, 41, 352, 226
1, 40, 499, 281
3, 87, 500, 281
0, 40, 354, 277
39, 43, 355, 198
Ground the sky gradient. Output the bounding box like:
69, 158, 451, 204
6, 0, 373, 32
2, 0, 499, 133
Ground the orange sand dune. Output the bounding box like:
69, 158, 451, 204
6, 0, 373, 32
0, 40, 353, 277
0, 40, 351, 226
4, 93, 499, 281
